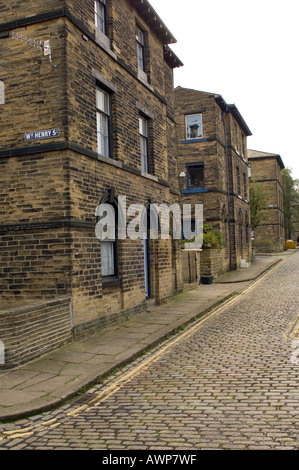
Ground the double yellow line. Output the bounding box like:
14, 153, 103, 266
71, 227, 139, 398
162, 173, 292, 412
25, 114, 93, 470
0, 418, 60, 441
1, 257, 289, 441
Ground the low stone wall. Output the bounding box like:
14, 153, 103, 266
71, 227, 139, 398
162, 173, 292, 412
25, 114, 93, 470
72, 301, 148, 340
200, 248, 225, 279
253, 238, 283, 253
0, 297, 72, 368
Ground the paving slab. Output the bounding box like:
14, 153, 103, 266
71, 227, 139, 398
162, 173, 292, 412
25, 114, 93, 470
0, 370, 40, 389
0, 389, 42, 407
214, 255, 281, 283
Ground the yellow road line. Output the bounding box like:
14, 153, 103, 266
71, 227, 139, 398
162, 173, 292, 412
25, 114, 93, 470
284, 314, 299, 340
1, 418, 58, 440
6, 431, 34, 439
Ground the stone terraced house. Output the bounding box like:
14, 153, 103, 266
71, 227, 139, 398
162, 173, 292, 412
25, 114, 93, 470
248, 149, 285, 252
175, 87, 253, 278
0, 0, 184, 367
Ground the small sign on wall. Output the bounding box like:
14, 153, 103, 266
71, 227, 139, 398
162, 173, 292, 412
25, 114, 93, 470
25, 128, 60, 142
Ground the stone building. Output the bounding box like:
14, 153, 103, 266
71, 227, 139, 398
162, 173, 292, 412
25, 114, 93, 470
175, 87, 252, 277
0, 0, 183, 366
248, 150, 285, 252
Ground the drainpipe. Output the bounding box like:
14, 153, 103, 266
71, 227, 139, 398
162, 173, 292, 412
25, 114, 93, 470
222, 109, 232, 271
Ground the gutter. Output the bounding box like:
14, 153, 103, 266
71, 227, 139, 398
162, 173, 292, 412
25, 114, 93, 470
222, 108, 233, 271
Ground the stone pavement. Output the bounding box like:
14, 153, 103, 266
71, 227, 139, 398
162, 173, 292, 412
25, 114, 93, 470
0, 252, 295, 422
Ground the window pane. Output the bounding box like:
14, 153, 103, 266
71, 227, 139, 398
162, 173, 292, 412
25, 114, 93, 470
97, 204, 116, 241
137, 44, 145, 71
140, 136, 148, 172
186, 114, 202, 139
101, 241, 114, 276
136, 27, 144, 45
96, 88, 109, 114
188, 166, 204, 189
139, 116, 149, 172
96, 87, 110, 157
97, 111, 109, 156
139, 116, 148, 137
95, 0, 107, 34
136, 27, 145, 71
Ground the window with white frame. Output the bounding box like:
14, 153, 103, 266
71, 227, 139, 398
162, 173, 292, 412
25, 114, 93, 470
139, 115, 150, 173
96, 87, 111, 157
95, 0, 108, 35
97, 203, 117, 277
136, 26, 146, 72
185, 114, 203, 140
101, 238, 115, 276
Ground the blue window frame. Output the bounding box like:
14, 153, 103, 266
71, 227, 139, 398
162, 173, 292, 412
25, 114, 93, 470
185, 114, 203, 140
187, 163, 205, 190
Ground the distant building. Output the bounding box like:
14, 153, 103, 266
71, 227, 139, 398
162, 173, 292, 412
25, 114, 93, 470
175, 87, 252, 277
248, 150, 285, 252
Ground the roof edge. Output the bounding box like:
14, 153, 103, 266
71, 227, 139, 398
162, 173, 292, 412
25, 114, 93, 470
164, 45, 183, 69
130, 0, 177, 44
174, 88, 252, 137
248, 150, 285, 169
215, 95, 252, 137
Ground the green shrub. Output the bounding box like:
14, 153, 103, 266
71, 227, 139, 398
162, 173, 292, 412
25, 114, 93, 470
181, 224, 223, 249
203, 224, 223, 248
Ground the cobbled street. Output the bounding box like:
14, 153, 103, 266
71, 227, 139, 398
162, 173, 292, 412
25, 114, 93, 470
0, 254, 298, 450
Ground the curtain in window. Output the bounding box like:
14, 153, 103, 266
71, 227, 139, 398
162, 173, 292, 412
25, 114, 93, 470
96, 88, 110, 157
101, 241, 114, 276
95, 0, 107, 34
139, 116, 149, 173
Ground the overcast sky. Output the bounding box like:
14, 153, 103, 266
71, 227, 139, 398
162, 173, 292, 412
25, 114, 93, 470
149, 0, 299, 180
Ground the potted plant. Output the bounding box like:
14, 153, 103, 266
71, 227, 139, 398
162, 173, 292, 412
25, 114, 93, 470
202, 224, 223, 248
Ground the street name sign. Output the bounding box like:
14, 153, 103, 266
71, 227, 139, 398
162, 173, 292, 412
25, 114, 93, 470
25, 128, 60, 141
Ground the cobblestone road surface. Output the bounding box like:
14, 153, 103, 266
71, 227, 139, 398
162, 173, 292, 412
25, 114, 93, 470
0, 254, 298, 450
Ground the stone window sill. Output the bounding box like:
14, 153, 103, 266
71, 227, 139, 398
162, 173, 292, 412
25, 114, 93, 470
181, 189, 207, 194
102, 277, 122, 288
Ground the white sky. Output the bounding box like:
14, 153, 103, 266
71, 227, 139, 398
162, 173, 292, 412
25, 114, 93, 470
149, 0, 299, 180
